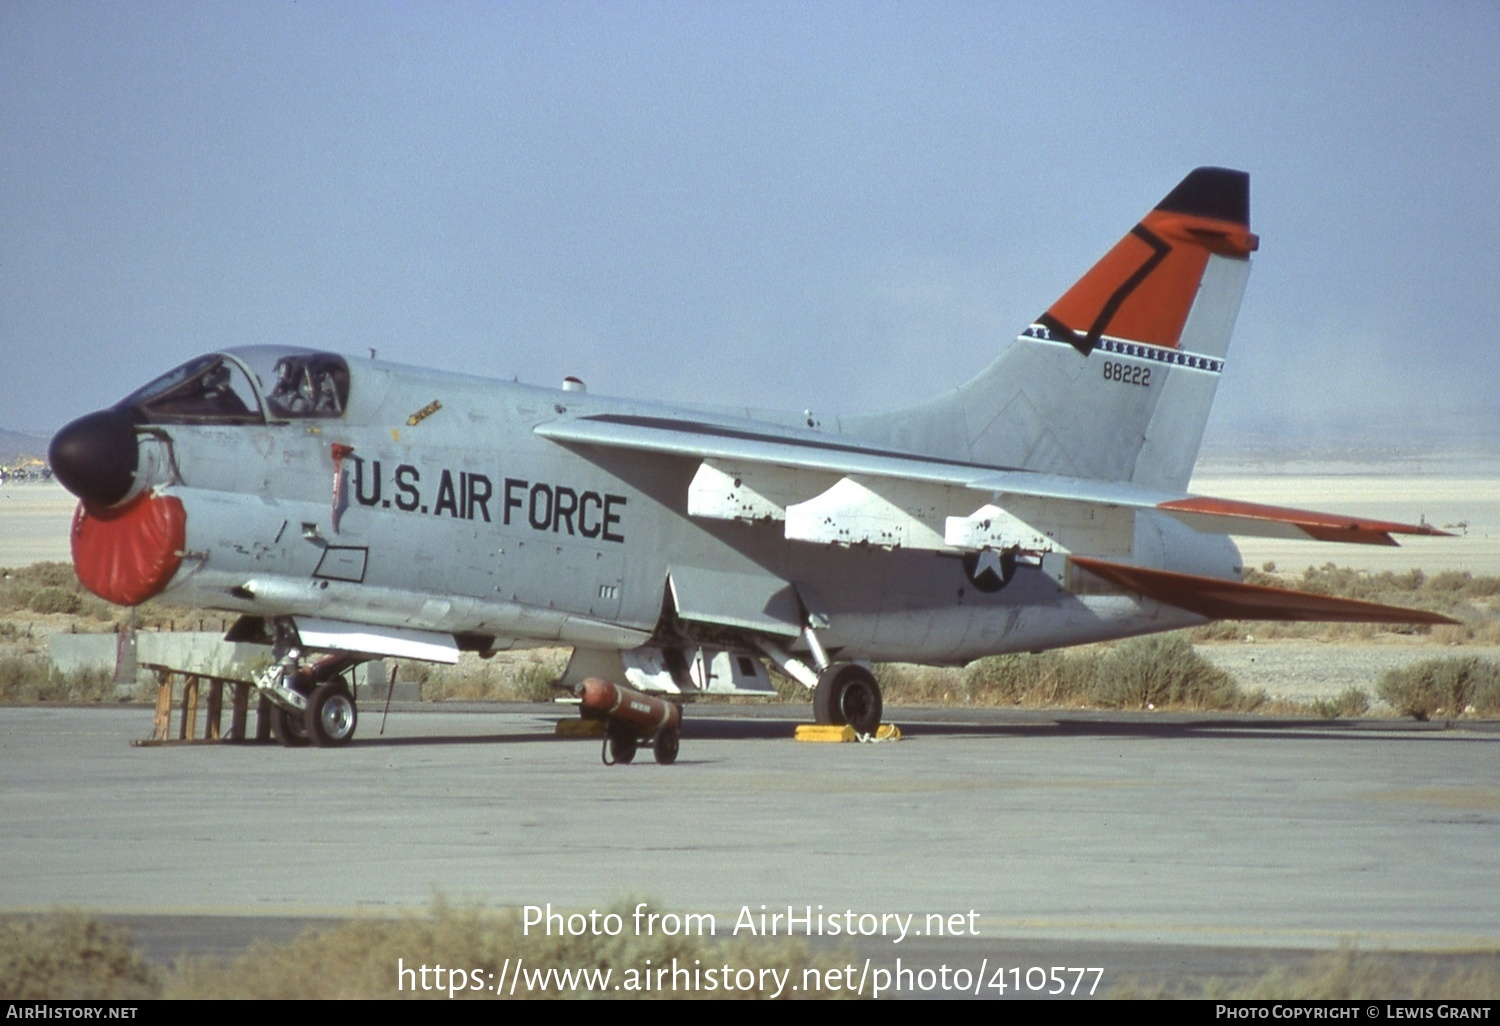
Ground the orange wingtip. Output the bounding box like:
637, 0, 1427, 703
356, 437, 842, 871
1158, 496, 1454, 546
1070, 556, 1459, 625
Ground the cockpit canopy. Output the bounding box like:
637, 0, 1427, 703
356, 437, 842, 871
120, 347, 350, 424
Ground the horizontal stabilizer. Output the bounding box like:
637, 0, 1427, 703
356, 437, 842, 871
1071, 557, 1459, 625
1157, 497, 1451, 546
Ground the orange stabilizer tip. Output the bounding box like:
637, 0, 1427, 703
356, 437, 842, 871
1071, 556, 1460, 626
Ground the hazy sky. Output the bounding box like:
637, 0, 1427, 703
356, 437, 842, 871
4, 2, 1498, 445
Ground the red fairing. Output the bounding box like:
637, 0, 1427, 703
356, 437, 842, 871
70, 493, 186, 606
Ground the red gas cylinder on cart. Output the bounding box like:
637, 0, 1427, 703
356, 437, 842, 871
576, 677, 681, 734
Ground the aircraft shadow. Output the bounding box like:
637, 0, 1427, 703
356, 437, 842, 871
335, 707, 1497, 748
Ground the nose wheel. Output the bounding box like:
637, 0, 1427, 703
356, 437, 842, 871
307, 677, 357, 747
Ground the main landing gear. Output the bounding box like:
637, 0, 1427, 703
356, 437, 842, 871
812, 663, 883, 737
757, 634, 886, 737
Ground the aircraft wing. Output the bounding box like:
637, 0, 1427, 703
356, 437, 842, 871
536, 414, 1447, 548
539, 413, 1025, 490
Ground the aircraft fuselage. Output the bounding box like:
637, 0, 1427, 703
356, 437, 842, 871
56, 347, 1232, 667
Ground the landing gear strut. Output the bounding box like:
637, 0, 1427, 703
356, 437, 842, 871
813, 663, 883, 736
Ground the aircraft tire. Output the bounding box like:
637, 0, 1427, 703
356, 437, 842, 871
653, 726, 680, 766
813, 663, 883, 736
306, 678, 357, 748
607, 722, 638, 765
271, 703, 310, 748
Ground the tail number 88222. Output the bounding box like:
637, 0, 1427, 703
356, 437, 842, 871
1102, 361, 1151, 388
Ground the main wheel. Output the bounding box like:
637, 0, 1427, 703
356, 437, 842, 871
813, 663, 883, 736
306, 677, 357, 748
653, 726, 680, 766
271, 703, 310, 748
607, 723, 637, 765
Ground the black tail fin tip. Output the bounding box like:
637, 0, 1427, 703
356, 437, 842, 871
1155, 167, 1249, 226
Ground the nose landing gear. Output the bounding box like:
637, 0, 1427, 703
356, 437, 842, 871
256, 646, 361, 749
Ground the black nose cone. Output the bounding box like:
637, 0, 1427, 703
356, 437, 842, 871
49, 407, 141, 508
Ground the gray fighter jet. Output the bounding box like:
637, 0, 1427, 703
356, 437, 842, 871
49, 168, 1451, 750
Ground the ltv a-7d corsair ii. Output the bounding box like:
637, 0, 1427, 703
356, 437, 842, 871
50, 168, 1452, 757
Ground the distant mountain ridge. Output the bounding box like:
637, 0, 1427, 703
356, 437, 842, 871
1, 428, 51, 467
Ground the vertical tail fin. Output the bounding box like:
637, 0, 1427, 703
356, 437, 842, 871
843, 167, 1257, 491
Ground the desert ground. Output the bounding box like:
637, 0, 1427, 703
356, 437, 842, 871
1190, 463, 1500, 575
0, 480, 75, 566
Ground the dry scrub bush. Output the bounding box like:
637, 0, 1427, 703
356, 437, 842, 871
872, 663, 964, 703
904, 634, 1261, 712
1377, 656, 1500, 720
1088, 634, 1258, 710
1431, 620, 1500, 645
414, 651, 566, 701
1, 904, 844, 1000
25, 586, 81, 615
1114, 945, 1500, 1000
963, 651, 1097, 706
0, 563, 114, 622
0, 654, 114, 702
0, 914, 159, 1000
1309, 686, 1372, 719
170, 900, 848, 999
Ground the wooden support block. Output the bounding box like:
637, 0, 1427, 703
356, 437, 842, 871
206, 680, 224, 741
152, 671, 173, 742
136, 672, 268, 747
255, 693, 272, 743
230, 683, 249, 742
179, 675, 199, 741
